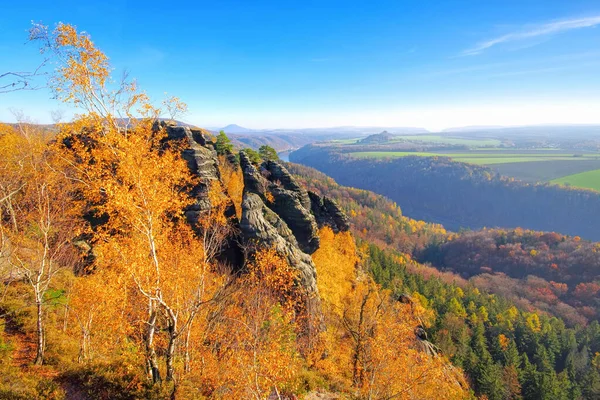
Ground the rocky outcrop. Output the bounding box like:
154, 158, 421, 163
240, 193, 318, 294
153, 132, 350, 299
240, 152, 320, 254
163, 123, 235, 224
263, 160, 312, 210
308, 191, 350, 233
237, 150, 353, 302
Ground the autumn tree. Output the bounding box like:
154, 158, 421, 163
191, 248, 302, 399
321, 278, 469, 399
67, 268, 129, 363
217, 156, 244, 219
312, 227, 358, 310
311, 228, 468, 399
26, 23, 231, 391
0, 121, 81, 365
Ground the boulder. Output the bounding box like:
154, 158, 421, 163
240, 151, 267, 197
263, 160, 311, 210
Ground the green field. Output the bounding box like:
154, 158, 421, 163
348, 151, 600, 191
351, 151, 438, 158
349, 151, 600, 164
331, 135, 501, 146
329, 138, 360, 144
551, 169, 600, 191
387, 135, 501, 147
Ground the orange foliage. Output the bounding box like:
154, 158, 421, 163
498, 334, 510, 351
218, 155, 244, 219
68, 268, 130, 362
179, 248, 302, 399
0, 122, 82, 365
312, 229, 467, 399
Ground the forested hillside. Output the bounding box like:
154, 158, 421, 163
419, 229, 600, 321
286, 163, 447, 254
289, 161, 600, 399
290, 145, 600, 240
288, 162, 600, 325
367, 244, 600, 400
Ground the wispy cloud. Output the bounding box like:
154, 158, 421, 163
463, 15, 600, 56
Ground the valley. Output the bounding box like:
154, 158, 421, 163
317, 130, 600, 191
290, 141, 600, 240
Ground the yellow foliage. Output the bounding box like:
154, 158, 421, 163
310, 228, 467, 399
0, 22, 473, 398
181, 248, 303, 398
246, 247, 300, 311
68, 268, 130, 362
525, 313, 542, 333
318, 279, 469, 400
312, 227, 359, 311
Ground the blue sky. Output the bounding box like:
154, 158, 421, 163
2, 0, 600, 130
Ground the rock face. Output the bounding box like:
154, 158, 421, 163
240, 152, 320, 254
238, 151, 351, 298
239, 193, 318, 294
164, 124, 235, 224
308, 191, 350, 233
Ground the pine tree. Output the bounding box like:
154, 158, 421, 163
215, 130, 233, 155
258, 145, 279, 161
243, 148, 261, 164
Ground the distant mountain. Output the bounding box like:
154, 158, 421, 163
443, 124, 600, 138
293, 126, 429, 135
210, 125, 428, 135
221, 124, 254, 133
442, 125, 505, 133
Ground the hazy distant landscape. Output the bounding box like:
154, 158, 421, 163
290, 128, 600, 240
286, 127, 600, 191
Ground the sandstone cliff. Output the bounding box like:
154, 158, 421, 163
163, 124, 350, 299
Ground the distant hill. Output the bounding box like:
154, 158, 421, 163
208, 125, 428, 135
359, 131, 394, 144
229, 133, 317, 152
443, 124, 600, 139
294, 126, 428, 135
221, 124, 254, 133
